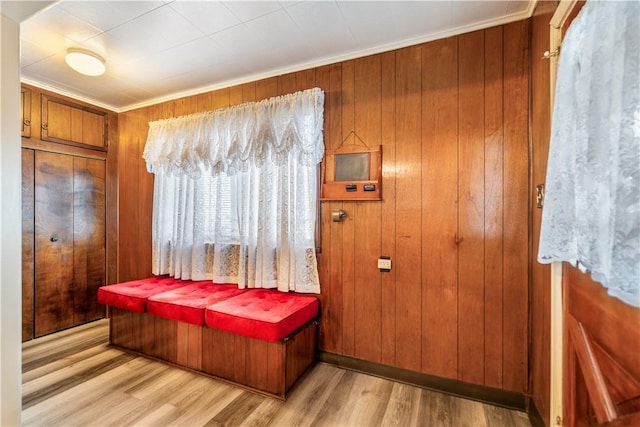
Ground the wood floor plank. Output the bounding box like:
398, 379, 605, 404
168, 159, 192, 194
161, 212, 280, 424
22, 351, 136, 408
418, 390, 456, 427
22, 322, 107, 370
22, 319, 531, 427
205, 392, 265, 426
450, 395, 487, 427
167, 385, 243, 427
234, 398, 283, 427
309, 370, 359, 426
267, 363, 344, 427
340, 374, 395, 426
131, 403, 182, 427
22, 342, 109, 382
380, 382, 423, 427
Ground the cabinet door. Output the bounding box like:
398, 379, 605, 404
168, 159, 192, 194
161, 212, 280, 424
22, 149, 35, 341
35, 151, 75, 337
73, 157, 106, 324
21, 86, 32, 138
41, 95, 107, 151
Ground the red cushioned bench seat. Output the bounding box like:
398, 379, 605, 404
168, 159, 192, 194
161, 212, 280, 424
147, 283, 246, 326
103, 278, 319, 399
205, 289, 319, 342
97, 276, 195, 313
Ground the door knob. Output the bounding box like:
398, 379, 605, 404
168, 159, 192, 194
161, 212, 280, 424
50, 235, 59, 243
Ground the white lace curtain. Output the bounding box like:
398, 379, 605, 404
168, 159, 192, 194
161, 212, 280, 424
143, 88, 324, 294
538, 0, 639, 307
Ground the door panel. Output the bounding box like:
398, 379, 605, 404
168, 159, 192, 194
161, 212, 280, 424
22, 149, 35, 341
35, 151, 75, 336
564, 268, 640, 426
73, 157, 106, 324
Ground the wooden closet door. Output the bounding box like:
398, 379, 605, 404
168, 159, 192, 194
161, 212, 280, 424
22, 149, 35, 341
35, 151, 75, 336
73, 157, 106, 324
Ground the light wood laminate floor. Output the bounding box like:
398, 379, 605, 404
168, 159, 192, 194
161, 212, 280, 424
22, 319, 532, 427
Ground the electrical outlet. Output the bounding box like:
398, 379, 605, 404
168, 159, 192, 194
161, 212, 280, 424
377, 258, 391, 270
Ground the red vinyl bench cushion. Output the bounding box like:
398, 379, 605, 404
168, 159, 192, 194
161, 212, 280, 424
205, 289, 319, 342
147, 283, 246, 326
97, 276, 194, 313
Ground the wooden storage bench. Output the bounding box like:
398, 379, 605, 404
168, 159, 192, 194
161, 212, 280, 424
99, 278, 319, 399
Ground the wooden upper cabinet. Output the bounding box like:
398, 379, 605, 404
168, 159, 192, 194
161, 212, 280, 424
41, 94, 108, 151
21, 86, 32, 138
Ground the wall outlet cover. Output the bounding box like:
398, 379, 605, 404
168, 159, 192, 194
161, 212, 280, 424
377, 258, 391, 270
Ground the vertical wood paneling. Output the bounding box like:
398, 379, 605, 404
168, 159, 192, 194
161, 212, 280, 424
176, 322, 204, 370
118, 107, 153, 282
47, 102, 71, 141
256, 77, 278, 101
106, 112, 119, 286
502, 20, 530, 393
278, 73, 297, 96
234, 335, 249, 386
154, 316, 177, 362
117, 112, 136, 282
247, 340, 269, 391
340, 60, 356, 357
316, 65, 334, 352
230, 85, 243, 106
322, 64, 344, 354
483, 26, 505, 390
380, 51, 397, 367
353, 55, 382, 363
296, 69, 316, 92
116, 22, 531, 393
82, 110, 104, 147
196, 92, 212, 111
70, 108, 83, 143
395, 46, 422, 372
267, 343, 284, 394
457, 30, 486, 385
203, 328, 234, 379
137, 105, 154, 280
22, 148, 35, 341
212, 88, 231, 110
242, 82, 256, 103
421, 37, 459, 379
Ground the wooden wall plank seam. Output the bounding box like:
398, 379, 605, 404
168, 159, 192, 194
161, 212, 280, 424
421, 37, 459, 380
380, 51, 397, 367
484, 25, 505, 390
457, 29, 486, 386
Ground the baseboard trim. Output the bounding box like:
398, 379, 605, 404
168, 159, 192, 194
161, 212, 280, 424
527, 399, 546, 427
318, 351, 527, 412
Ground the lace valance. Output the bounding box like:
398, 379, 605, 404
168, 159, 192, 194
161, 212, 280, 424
143, 87, 325, 177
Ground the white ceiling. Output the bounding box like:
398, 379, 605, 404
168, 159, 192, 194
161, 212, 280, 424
19, 1, 535, 112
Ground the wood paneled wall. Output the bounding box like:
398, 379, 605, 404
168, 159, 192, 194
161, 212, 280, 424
118, 20, 530, 393
530, 1, 558, 424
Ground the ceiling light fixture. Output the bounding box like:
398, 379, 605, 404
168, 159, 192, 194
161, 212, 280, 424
65, 48, 106, 76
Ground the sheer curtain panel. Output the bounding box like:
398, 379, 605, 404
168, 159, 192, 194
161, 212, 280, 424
538, 1, 639, 307
144, 88, 324, 294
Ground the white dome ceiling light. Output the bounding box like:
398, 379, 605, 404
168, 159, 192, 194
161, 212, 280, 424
65, 48, 105, 76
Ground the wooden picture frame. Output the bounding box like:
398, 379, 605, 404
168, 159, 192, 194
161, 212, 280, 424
321, 144, 382, 201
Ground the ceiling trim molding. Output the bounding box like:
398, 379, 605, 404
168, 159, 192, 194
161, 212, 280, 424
20, 77, 119, 113
24, 6, 537, 114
